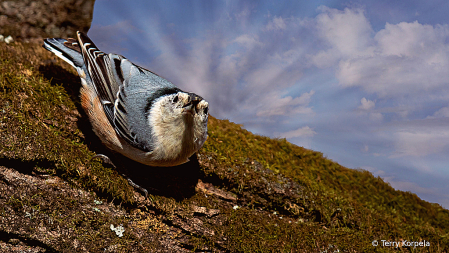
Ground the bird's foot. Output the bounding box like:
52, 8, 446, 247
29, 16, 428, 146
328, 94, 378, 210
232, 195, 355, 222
90, 154, 149, 198
90, 154, 116, 168
122, 174, 149, 198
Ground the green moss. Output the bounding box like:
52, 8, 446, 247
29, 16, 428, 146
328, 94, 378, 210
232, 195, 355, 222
0, 42, 135, 204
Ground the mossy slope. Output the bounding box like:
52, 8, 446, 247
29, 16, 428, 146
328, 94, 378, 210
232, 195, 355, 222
0, 42, 448, 252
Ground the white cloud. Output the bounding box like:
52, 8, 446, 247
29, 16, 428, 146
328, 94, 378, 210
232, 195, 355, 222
311, 7, 374, 67
374, 117, 449, 158
265, 16, 287, 31
336, 21, 449, 97
357, 97, 383, 121
428, 106, 449, 119
308, 7, 449, 98
375, 21, 449, 60
256, 90, 315, 117
391, 129, 449, 157
359, 97, 375, 110
234, 34, 263, 48
278, 126, 317, 138
134, 5, 448, 164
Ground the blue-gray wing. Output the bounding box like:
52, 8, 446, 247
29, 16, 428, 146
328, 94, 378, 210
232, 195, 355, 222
76, 31, 179, 152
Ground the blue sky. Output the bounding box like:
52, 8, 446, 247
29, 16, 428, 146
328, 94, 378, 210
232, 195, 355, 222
89, 0, 449, 209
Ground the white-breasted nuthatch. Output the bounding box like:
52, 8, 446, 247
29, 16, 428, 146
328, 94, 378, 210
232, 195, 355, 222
43, 31, 209, 167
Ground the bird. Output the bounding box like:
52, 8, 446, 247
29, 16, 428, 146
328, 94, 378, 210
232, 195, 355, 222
43, 31, 209, 168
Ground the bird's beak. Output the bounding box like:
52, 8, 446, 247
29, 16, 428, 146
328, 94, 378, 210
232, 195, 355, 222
183, 93, 202, 114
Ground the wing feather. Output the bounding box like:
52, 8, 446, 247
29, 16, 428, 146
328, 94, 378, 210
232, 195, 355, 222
76, 31, 149, 151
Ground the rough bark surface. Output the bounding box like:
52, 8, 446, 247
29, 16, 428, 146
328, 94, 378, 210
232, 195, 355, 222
0, 0, 95, 40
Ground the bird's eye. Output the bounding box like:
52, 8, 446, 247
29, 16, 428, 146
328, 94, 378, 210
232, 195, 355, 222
203, 107, 209, 115
173, 95, 178, 103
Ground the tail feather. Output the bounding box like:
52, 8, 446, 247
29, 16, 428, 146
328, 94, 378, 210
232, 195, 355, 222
43, 38, 84, 68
